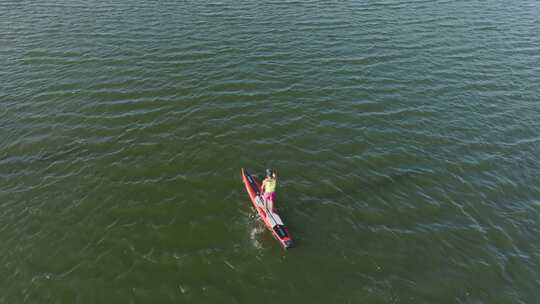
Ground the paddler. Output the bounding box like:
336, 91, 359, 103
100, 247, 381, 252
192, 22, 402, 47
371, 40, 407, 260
261, 169, 277, 211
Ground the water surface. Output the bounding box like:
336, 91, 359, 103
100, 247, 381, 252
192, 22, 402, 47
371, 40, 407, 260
2, 0, 540, 303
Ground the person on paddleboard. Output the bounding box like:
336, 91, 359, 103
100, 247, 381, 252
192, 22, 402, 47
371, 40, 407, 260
261, 169, 277, 210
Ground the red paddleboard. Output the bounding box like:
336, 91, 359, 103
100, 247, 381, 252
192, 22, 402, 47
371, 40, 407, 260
241, 168, 292, 249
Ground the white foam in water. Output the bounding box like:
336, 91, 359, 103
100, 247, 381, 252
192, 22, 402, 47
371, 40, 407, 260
250, 227, 265, 250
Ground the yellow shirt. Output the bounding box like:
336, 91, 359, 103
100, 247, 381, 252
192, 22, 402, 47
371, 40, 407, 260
262, 178, 276, 192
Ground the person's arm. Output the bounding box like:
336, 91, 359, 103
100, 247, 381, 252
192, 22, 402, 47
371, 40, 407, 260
261, 179, 266, 192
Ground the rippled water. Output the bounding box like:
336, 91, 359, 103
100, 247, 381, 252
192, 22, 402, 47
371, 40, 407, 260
2, 0, 540, 303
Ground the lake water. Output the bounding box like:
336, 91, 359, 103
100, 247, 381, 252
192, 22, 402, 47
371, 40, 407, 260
2, 0, 540, 303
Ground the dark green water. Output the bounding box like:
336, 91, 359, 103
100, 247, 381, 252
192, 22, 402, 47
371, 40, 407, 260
2, 0, 540, 303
